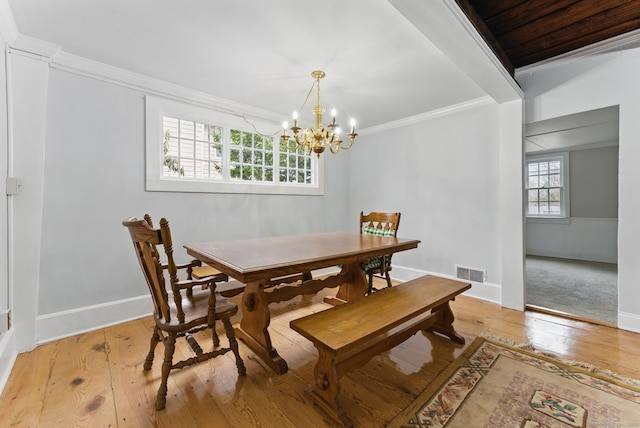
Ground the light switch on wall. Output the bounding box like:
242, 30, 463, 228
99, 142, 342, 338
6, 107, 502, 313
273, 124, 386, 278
6, 177, 21, 195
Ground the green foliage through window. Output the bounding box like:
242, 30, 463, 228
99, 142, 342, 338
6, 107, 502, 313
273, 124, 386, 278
161, 115, 312, 186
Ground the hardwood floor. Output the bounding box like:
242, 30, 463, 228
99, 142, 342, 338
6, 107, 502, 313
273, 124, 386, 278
2, 278, 639, 427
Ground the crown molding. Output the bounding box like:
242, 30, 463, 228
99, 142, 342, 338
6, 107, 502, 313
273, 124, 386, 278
359, 96, 494, 135
516, 28, 640, 75
50, 51, 283, 125
8, 34, 60, 61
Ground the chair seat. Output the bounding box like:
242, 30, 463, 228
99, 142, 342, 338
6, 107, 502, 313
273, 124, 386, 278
159, 289, 238, 331
191, 265, 225, 279
361, 255, 390, 272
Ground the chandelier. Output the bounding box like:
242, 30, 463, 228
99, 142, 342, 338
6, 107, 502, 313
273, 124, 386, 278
282, 70, 357, 157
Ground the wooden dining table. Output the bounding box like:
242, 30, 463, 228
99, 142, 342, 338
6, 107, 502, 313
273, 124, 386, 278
184, 231, 421, 374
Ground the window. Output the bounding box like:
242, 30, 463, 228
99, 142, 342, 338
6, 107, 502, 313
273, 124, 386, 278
146, 96, 323, 195
526, 152, 569, 218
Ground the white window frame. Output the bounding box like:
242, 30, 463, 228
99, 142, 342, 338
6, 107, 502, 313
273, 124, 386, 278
145, 96, 324, 195
525, 152, 570, 219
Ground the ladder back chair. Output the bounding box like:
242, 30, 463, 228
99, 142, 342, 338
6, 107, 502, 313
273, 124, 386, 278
359, 211, 401, 293
122, 215, 246, 410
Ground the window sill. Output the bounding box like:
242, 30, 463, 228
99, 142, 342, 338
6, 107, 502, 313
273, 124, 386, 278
146, 177, 324, 195
526, 216, 571, 225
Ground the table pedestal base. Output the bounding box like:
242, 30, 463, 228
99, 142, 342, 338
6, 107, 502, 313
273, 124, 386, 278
235, 263, 370, 374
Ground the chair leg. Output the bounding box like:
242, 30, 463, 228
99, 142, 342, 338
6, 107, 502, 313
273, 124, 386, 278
367, 272, 374, 295
384, 271, 393, 288
211, 321, 220, 348
156, 332, 176, 411
223, 318, 246, 376
144, 326, 160, 371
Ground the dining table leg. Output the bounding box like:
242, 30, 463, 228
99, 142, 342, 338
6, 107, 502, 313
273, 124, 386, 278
234, 280, 289, 374
326, 262, 369, 305
233, 264, 368, 374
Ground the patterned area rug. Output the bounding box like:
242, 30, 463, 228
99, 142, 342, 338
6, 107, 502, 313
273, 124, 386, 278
388, 336, 640, 427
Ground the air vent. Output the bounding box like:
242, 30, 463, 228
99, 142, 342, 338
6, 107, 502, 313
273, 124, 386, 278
455, 265, 486, 283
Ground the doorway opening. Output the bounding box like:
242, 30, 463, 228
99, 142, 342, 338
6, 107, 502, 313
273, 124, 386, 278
524, 105, 619, 326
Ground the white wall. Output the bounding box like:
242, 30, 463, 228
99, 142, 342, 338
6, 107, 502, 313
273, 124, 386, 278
517, 46, 640, 331
526, 145, 619, 263
526, 218, 618, 263
349, 100, 504, 302
20, 66, 349, 344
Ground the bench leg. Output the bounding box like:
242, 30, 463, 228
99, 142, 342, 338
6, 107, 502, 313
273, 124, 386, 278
428, 300, 465, 344
305, 350, 353, 428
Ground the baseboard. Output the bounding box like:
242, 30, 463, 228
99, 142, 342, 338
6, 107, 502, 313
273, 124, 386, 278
618, 311, 640, 334
35, 295, 152, 345
32, 265, 505, 345
392, 266, 502, 304
0, 329, 18, 397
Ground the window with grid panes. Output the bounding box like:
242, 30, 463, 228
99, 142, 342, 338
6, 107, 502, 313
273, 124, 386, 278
163, 117, 223, 180
146, 96, 323, 195
279, 139, 313, 184
526, 153, 569, 218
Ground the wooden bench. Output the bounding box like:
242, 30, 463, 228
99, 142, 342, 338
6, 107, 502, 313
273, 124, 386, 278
289, 275, 471, 427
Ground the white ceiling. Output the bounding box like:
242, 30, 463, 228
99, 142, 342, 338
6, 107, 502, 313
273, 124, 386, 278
6, 0, 489, 130
525, 106, 619, 153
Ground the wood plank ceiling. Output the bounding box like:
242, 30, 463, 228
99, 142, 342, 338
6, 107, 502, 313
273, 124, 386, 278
456, 0, 640, 75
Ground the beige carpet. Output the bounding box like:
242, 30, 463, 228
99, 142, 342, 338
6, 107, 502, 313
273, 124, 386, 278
388, 336, 640, 427
525, 255, 617, 324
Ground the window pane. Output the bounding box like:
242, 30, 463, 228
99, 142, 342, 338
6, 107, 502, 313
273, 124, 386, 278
539, 189, 548, 202
230, 164, 240, 179
528, 163, 539, 175
549, 161, 561, 174
528, 202, 539, 214
528, 177, 539, 188
539, 162, 548, 174
549, 174, 560, 187
242, 132, 253, 148
255, 135, 263, 149
539, 175, 549, 187
181, 158, 194, 177
230, 130, 241, 145
195, 142, 208, 159
241, 165, 251, 180
211, 126, 222, 143
195, 123, 207, 140
549, 202, 561, 214
549, 188, 560, 202
211, 162, 222, 179
539, 203, 549, 214
528, 189, 538, 202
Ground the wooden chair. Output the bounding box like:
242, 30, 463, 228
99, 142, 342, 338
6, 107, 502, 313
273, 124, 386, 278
359, 211, 401, 294
122, 215, 246, 410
